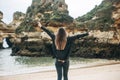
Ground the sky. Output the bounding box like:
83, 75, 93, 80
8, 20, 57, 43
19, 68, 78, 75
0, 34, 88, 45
0, 0, 103, 24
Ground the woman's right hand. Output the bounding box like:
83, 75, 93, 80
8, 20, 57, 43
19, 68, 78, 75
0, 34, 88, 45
38, 22, 42, 28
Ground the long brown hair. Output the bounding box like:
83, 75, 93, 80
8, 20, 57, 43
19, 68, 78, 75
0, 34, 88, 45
55, 27, 67, 50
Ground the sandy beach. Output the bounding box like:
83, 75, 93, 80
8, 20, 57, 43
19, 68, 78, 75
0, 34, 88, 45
0, 61, 120, 80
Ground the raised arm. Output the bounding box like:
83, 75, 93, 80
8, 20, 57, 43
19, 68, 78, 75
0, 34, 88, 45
70, 32, 89, 41
38, 22, 55, 39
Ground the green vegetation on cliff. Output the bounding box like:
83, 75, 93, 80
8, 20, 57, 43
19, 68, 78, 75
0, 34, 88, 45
76, 0, 115, 31
13, 11, 25, 20
50, 11, 73, 23
16, 0, 73, 33
16, 18, 36, 33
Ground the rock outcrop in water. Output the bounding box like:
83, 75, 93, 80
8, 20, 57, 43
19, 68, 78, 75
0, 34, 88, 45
0, 11, 7, 29
0, 11, 15, 49
0, 11, 4, 48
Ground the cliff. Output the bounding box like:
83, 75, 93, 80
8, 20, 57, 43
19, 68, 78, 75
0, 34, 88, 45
112, 0, 120, 29
10, 0, 120, 58
76, 0, 120, 44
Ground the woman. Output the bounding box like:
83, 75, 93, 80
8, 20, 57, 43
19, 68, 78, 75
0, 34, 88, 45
38, 22, 88, 80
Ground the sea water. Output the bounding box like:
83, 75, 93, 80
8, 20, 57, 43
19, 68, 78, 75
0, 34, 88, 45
0, 48, 112, 76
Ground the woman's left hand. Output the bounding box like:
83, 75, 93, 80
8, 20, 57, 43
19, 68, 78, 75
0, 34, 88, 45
38, 22, 42, 28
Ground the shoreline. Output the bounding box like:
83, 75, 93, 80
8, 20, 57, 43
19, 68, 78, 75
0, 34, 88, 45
0, 60, 120, 76
0, 61, 120, 80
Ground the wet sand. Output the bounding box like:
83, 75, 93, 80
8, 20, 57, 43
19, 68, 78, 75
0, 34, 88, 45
0, 62, 120, 80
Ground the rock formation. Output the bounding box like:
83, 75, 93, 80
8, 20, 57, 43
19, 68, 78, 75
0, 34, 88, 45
76, 0, 120, 44
0, 11, 15, 49
112, 0, 120, 44
0, 11, 7, 29
11, 0, 120, 58
112, 1, 120, 28
9, 11, 25, 29
0, 11, 7, 48
25, 0, 72, 27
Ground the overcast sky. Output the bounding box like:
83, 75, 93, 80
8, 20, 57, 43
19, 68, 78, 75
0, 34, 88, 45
0, 0, 103, 24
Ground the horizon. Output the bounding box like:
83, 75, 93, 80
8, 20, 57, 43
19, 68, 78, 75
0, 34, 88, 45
0, 0, 103, 24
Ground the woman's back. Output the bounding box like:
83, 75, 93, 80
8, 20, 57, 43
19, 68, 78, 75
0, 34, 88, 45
54, 37, 74, 60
